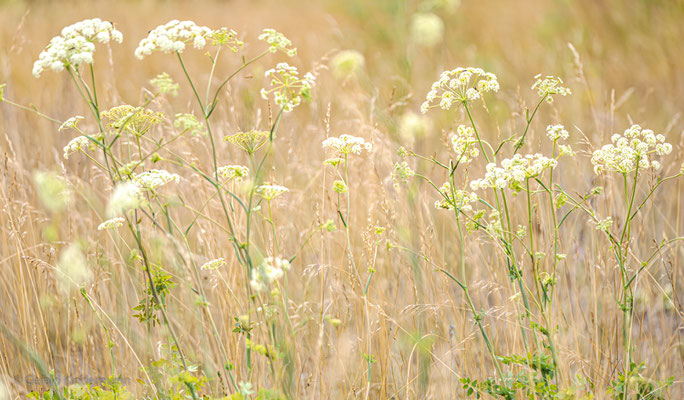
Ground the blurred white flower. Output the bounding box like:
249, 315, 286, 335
56, 243, 92, 293
410, 13, 444, 47
330, 50, 365, 79
250, 257, 291, 291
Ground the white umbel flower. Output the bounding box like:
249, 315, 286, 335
261, 63, 315, 112
258, 29, 296, 56
200, 258, 226, 270
256, 184, 289, 200
421, 67, 499, 113
97, 217, 125, 230
134, 20, 237, 59
591, 124, 671, 174
33, 18, 123, 77
132, 169, 180, 190
532, 74, 571, 103
470, 154, 557, 191
322, 134, 372, 155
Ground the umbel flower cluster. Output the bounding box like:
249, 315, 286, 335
224, 130, 270, 154
591, 124, 672, 174
217, 165, 249, 182
106, 170, 180, 218
260, 63, 315, 112
450, 125, 479, 164
434, 182, 478, 211
258, 28, 297, 56
135, 20, 227, 59
421, 67, 499, 113
256, 184, 289, 200
322, 134, 373, 155
532, 74, 572, 103
132, 169, 181, 190
33, 18, 123, 77
63, 136, 94, 159
470, 154, 558, 191
102, 105, 164, 136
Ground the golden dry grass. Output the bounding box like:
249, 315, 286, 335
0, 0, 683, 398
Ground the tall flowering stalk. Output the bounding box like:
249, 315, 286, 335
411, 68, 583, 395
590, 124, 678, 396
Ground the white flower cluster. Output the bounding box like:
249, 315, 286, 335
322, 134, 372, 155
250, 257, 291, 291
33, 18, 123, 77
135, 20, 214, 59
256, 184, 289, 200
63, 136, 93, 159
591, 124, 672, 174
260, 63, 315, 112
200, 258, 226, 270
132, 169, 180, 190
434, 182, 478, 211
59, 116, 85, 132
546, 124, 569, 141
470, 154, 558, 191
421, 67, 499, 113
450, 125, 479, 164
258, 29, 296, 56
532, 74, 571, 103
218, 165, 249, 182
97, 217, 125, 230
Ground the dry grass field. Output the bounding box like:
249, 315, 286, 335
0, 0, 683, 398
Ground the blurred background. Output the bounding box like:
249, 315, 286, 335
0, 0, 683, 398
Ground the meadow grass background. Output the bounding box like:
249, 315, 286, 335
0, 0, 683, 398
